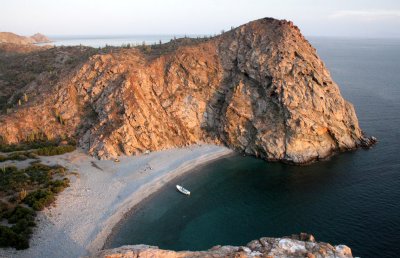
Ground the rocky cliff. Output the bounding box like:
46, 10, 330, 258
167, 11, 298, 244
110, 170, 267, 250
0, 18, 374, 164
92, 234, 353, 258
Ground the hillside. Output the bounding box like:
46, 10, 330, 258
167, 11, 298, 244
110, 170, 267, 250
0, 18, 375, 164
0, 32, 51, 45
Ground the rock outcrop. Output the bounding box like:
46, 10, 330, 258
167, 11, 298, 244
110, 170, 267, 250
0, 32, 51, 45
30, 33, 51, 43
0, 18, 374, 164
0, 32, 34, 45
92, 234, 353, 258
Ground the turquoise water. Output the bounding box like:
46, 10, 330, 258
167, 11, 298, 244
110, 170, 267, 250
105, 37, 400, 258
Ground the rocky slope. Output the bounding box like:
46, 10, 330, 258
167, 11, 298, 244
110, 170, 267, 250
30, 33, 51, 43
0, 32, 51, 45
0, 18, 374, 164
92, 234, 353, 258
0, 32, 34, 44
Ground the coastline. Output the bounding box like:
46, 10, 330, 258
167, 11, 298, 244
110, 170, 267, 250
0, 144, 232, 258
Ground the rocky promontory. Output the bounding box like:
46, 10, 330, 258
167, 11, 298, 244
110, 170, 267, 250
30, 33, 51, 43
93, 234, 353, 258
0, 18, 374, 164
0, 32, 51, 45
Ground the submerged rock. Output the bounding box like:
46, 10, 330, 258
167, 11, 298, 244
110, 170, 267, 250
0, 18, 375, 164
91, 234, 353, 258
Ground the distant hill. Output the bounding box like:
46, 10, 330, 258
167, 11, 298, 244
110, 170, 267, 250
30, 33, 51, 43
0, 32, 51, 45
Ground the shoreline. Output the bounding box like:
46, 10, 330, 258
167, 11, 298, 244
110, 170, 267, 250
86, 145, 234, 254
0, 144, 232, 258
102, 148, 235, 250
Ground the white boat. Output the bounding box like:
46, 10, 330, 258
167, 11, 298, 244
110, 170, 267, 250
176, 185, 190, 195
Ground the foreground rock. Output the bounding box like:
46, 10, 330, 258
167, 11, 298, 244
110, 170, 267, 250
0, 18, 375, 164
92, 234, 353, 258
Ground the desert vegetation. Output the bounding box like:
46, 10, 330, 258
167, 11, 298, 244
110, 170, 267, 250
0, 137, 75, 249
0, 162, 70, 249
0, 135, 76, 154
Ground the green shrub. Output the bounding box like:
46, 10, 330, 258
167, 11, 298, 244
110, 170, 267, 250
0, 161, 70, 249
7, 206, 35, 224
0, 201, 12, 219
24, 189, 55, 211
0, 225, 30, 250
0, 140, 54, 153
48, 178, 70, 193
0, 151, 37, 162
0, 205, 36, 249
35, 145, 76, 156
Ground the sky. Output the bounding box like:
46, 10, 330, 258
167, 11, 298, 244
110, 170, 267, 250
1, 0, 400, 38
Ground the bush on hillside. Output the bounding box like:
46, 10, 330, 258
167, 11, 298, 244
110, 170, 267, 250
35, 145, 76, 156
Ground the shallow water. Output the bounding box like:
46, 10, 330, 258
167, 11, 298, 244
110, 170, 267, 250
105, 37, 400, 258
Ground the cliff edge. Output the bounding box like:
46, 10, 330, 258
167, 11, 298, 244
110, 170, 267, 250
93, 234, 353, 258
0, 18, 374, 164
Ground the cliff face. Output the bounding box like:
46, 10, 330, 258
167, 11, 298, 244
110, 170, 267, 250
0, 18, 372, 164
92, 234, 353, 258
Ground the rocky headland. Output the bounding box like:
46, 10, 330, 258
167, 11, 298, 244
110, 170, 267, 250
30, 33, 52, 44
93, 234, 353, 258
0, 18, 375, 164
0, 32, 51, 45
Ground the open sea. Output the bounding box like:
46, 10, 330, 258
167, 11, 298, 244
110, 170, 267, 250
99, 37, 400, 257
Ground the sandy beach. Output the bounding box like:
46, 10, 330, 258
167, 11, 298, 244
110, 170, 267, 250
0, 144, 232, 258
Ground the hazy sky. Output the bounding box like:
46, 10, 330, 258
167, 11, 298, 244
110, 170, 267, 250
1, 0, 400, 37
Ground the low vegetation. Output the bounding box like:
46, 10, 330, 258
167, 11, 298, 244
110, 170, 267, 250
0, 139, 58, 153
0, 162, 70, 249
0, 134, 76, 154
0, 138, 76, 249
0, 151, 38, 162
34, 145, 76, 156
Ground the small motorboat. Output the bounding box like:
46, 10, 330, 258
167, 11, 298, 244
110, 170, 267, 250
176, 185, 190, 195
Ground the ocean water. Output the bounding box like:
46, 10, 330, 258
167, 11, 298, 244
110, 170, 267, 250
38, 35, 202, 48
105, 37, 400, 258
